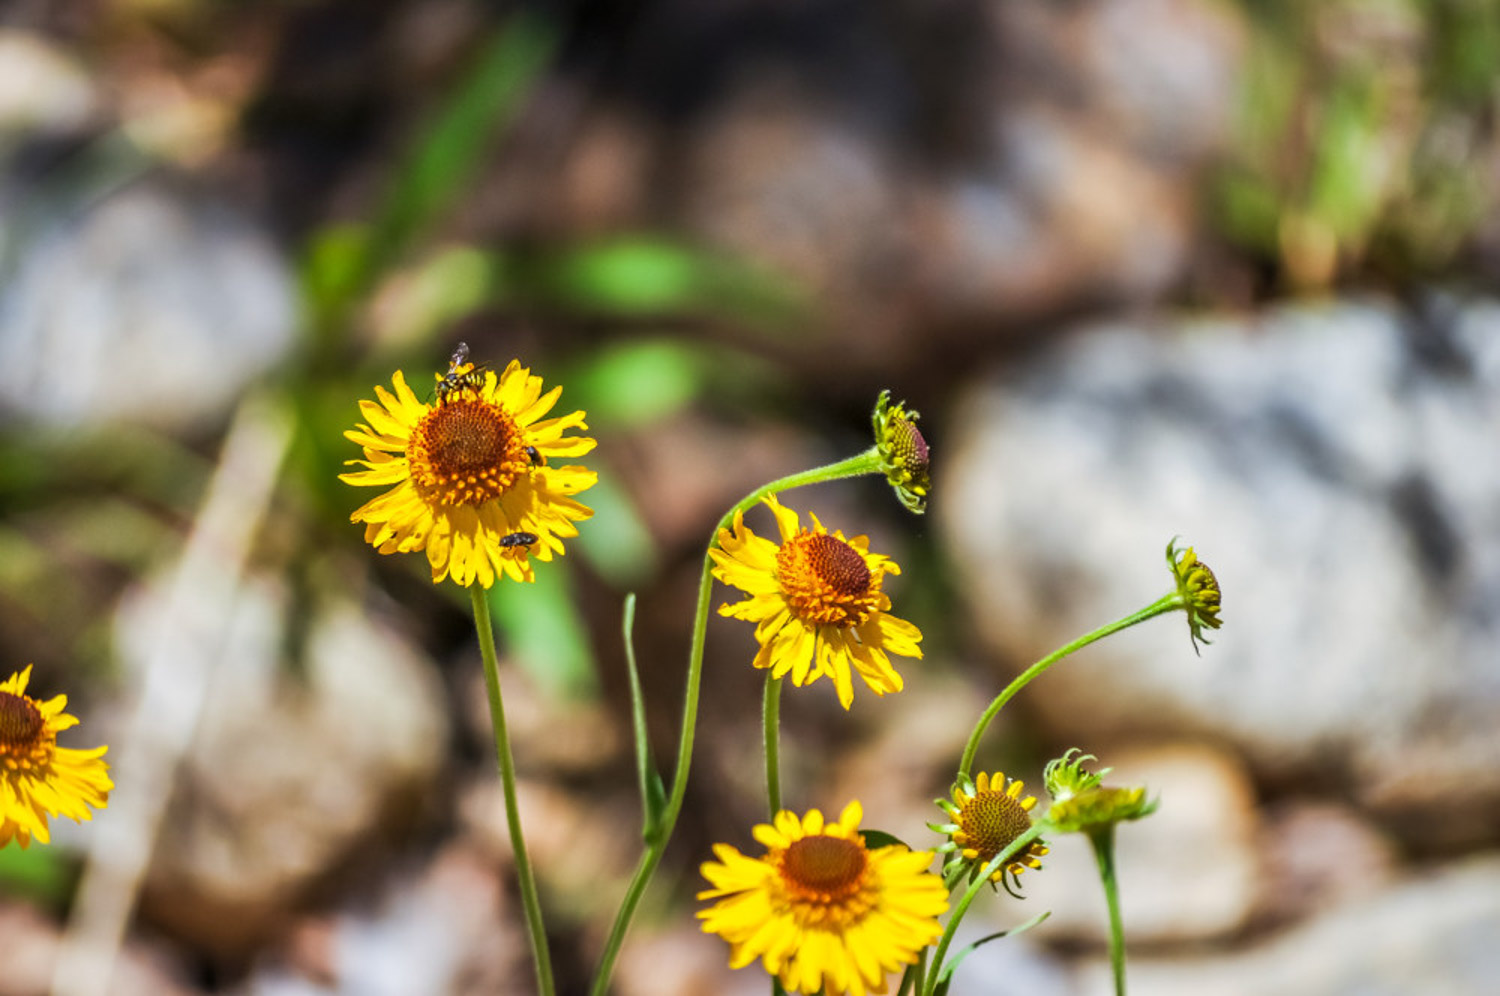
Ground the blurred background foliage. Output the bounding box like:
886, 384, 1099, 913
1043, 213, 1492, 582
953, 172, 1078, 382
1215, 0, 1500, 289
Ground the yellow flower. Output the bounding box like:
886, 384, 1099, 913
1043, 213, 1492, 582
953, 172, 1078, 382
710, 496, 922, 709
698, 801, 948, 996
341, 355, 597, 587
1166, 538, 1222, 653
872, 391, 930, 514
931, 772, 1049, 895
0, 666, 112, 849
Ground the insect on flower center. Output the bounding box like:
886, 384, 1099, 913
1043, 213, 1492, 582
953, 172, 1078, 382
407, 399, 530, 507
776, 533, 879, 627
779, 834, 868, 903
958, 790, 1034, 861
0, 691, 43, 748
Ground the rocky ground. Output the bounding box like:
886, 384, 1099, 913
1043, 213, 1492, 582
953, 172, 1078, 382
2, 1, 1498, 994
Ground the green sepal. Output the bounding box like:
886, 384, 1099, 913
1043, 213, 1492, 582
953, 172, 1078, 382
859, 828, 911, 850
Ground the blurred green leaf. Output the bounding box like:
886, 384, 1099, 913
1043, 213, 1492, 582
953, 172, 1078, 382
489, 561, 596, 700
373, 17, 555, 270
372, 245, 502, 348
0, 841, 74, 908
567, 338, 707, 428
517, 238, 809, 326
573, 472, 658, 588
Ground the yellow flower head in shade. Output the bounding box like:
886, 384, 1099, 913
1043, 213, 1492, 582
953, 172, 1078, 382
698, 800, 948, 996
1043, 749, 1157, 836
1166, 538, 1221, 653
872, 391, 930, 514
710, 496, 923, 709
340, 353, 597, 588
0, 666, 112, 849
931, 772, 1049, 896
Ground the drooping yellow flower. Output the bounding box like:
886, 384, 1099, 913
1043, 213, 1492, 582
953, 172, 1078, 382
0, 666, 112, 849
698, 801, 948, 996
341, 354, 597, 587
872, 390, 930, 514
710, 496, 922, 709
931, 771, 1049, 895
1166, 538, 1222, 653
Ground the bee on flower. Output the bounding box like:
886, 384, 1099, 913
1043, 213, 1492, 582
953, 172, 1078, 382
341, 352, 597, 587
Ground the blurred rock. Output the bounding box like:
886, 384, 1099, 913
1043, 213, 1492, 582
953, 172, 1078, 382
459, 775, 639, 921
249, 842, 527, 996
459, 664, 626, 777
828, 669, 988, 839
615, 922, 767, 996
679, 91, 908, 347
0, 178, 294, 431
1252, 800, 1399, 927
0, 901, 199, 996
1022, 742, 1259, 944
1077, 855, 1500, 996
113, 580, 448, 960
938, 297, 1500, 848
0, 31, 99, 138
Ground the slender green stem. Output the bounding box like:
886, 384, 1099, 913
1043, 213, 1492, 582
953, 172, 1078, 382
764, 675, 783, 816
897, 951, 927, 996
589, 448, 884, 996
471, 586, 554, 996
1090, 826, 1127, 996
957, 594, 1179, 780
922, 823, 1047, 996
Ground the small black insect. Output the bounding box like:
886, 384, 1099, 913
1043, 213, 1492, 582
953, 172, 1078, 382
435, 341, 488, 401
500, 531, 538, 549
524, 445, 545, 467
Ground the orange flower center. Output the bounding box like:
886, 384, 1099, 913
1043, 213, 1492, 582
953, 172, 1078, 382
0, 691, 44, 753
775, 533, 880, 627
957, 788, 1034, 863
406, 398, 530, 506
779, 834, 869, 905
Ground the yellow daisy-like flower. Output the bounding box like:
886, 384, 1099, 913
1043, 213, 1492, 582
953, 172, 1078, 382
872, 391, 930, 514
1166, 538, 1222, 653
931, 772, 1049, 896
710, 496, 922, 709
698, 800, 948, 996
340, 355, 597, 587
0, 665, 112, 849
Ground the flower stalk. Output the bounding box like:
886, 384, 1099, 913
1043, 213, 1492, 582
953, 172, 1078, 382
1090, 824, 1128, 996
763, 675, 783, 816
921, 821, 1048, 996
471, 586, 554, 996
957, 594, 1178, 780
589, 449, 889, 995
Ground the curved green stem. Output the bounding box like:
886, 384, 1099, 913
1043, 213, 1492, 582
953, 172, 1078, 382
471, 586, 554, 996
1090, 826, 1127, 996
957, 594, 1179, 780
764, 675, 783, 816
588, 448, 884, 996
922, 823, 1047, 996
